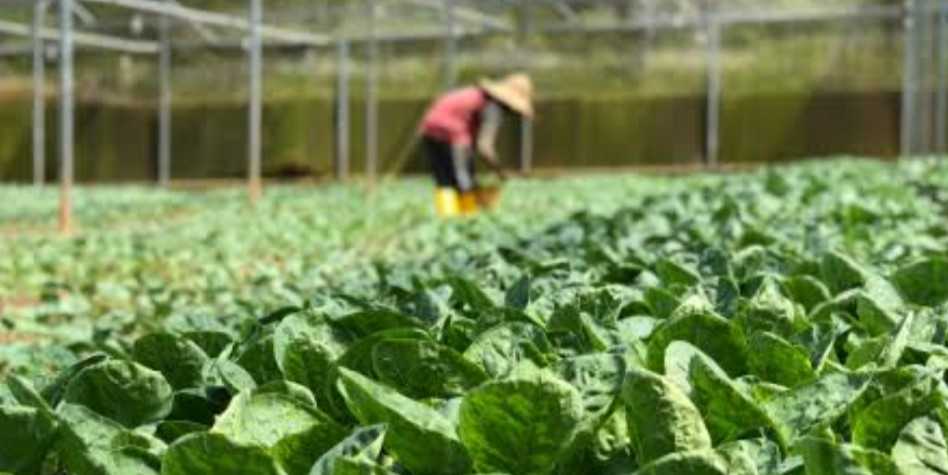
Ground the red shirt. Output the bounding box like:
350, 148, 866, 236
419, 87, 489, 147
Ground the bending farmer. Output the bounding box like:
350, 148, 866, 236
419, 73, 534, 217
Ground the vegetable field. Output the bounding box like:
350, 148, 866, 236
3, 159, 948, 475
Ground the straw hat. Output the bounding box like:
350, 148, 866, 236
480, 73, 535, 119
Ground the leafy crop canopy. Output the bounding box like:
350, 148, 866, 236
3, 161, 948, 474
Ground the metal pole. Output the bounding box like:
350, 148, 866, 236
336, 39, 350, 180
516, 0, 530, 45
917, 0, 933, 154
517, 0, 532, 172
520, 118, 533, 174
366, 0, 379, 182
443, 0, 457, 90
248, 0, 263, 202
936, 2, 948, 153
81, 0, 330, 46
0, 17, 160, 54
158, 10, 171, 186
59, 0, 75, 234
902, 0, 918, 158
706, 17, 722, 167
32, 0, 47, 188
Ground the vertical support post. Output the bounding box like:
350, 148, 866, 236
516, 0, 531, 46
936, 2, 948, 153
706, 16, 722, 168
517, 0, 532, 172
902, 0, 918, 158
336, 39, 350, 181
32, 0, 47, 188
520, 118, 533, 174
366, 0, 379, 183
59, 0, 75, 234
248, 0, 263, 202
917, 0, 934, 153
158, 10, 172, 186
442, 0, 457, 90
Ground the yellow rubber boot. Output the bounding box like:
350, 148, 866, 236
459, 192, 480, 216
434, 188, 461, 217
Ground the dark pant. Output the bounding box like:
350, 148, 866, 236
423, 136, 476, 192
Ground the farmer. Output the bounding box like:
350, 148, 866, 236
419, 73, 535, 217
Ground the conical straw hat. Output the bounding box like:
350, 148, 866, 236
480, 73, 534, 119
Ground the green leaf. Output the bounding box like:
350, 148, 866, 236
504, 276, 531, 310
847, 313, 916, 372
40, 353, 109, 407
863, 274, 905, 315
621, 367, 712, 465
372, 339, 487, 399
162, 432, 286, 475
856, 294, 900, 336
852, 374, 942, 453
800, 436, 899, 475
446, 276, 498, 314
847, 336, 890, 371
633, 450, 730, 475
459, 368, 584, 474
330, 457, 397, 475
331, 329, 430, 422
892, 258, 948, 307
165, 315, 235, 354
212, 392, 345, 475
463, 322, 554, 378
820, 251, 868, 295
253, 380, 318, 407
155, 421, 207, 444
132, 333, 209, 390
202, 357, 256, 394
236, 333, 284, 386
679, 342, 774, 444
63, 359, 174, 427
783, 275, 832, 312
656, 258, 702, 287
553, 352, 627, 422
274, 313, 349, 408
182, 330, 234, 358
309, 424, 386, 475
338, 329, 431, 377
260, 306, 306, 326
6, 375, 54, 414
849, 365, 932, 420
332, 310, 424, 337
716, 438, 783, 475
793, 319, 844, 373
591, 407, 635, 471
664, 340, 704, 396
738, 280, 804, 337
877, 313, 916, 369
644, 286, 681, 319
646, 310, 747, 376
56, 403, 162, 475
891, 416, 948, 475
0, 405, 58, 474
549, 305, 620, 353
337, 368, 471, 475
747, 332, 815, 387
763, 372, 872, 447
167, 389, 221, 426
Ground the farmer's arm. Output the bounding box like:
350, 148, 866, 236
476, 102, 506, 178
